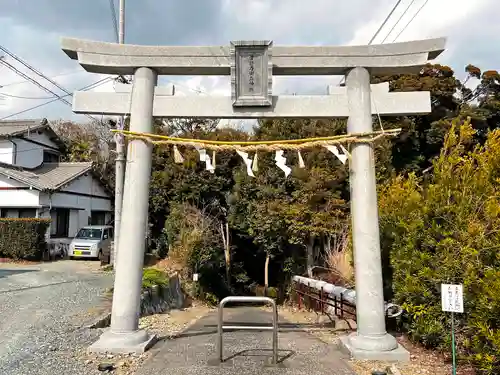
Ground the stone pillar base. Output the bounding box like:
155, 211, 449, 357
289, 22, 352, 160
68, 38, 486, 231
339, 333, 410, 362
88, 328, 157, 354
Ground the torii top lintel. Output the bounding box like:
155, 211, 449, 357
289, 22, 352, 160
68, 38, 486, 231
61, 37, 446, 76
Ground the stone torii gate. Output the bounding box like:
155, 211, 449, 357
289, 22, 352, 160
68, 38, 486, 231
61, 37, 445, 360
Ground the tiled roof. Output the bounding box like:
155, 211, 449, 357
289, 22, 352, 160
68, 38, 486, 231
0, 118, 49, 137
0, 162, 93, 191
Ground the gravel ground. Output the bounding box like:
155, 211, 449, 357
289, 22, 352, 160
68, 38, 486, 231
79, 302, 213, 375
277, 306, 476, 375
0, 260, 113, 375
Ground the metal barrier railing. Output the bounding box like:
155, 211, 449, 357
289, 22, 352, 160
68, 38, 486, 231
217, 296, 278, 364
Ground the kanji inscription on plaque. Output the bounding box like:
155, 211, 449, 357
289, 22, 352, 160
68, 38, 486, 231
230, 40, 273, 107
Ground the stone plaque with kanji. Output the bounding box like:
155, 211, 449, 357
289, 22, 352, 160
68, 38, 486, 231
230, 40, 273, 107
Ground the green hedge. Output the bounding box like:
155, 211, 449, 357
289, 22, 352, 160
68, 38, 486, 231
0, 218, 51, 260
379, 121, 500, 374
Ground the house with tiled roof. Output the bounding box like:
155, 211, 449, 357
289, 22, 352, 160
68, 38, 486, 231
0, 119, 113, 242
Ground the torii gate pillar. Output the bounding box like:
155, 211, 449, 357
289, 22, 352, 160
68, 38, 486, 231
340, 67, 406, 360
90, 67, 158, 353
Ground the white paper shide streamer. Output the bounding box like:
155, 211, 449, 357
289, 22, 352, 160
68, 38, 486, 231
325, 145, 348, 164
275, 150, 291, 177
339, 144, 351, 160
297, 151, 305, 168
196, 148, 215, 173
236, 150, 255, 177
173, 145, 184, 164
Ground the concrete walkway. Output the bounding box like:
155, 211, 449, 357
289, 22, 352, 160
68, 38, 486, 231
137, 307, 355, 375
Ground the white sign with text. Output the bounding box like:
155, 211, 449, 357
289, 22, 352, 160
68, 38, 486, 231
441, 284, 464, 313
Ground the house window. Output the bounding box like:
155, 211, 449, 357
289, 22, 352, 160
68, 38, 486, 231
19, 209, 37, 218
51, 208, 70, 237
43, 150, 59, 163
1, 209, 18, 218
91, 211, 106, 226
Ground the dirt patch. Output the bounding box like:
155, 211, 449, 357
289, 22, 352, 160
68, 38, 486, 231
277, 306, 476, 375
79, 352, 151, 375
79, 302, 213, 375
0, 258, 40, 265
139, 301, 213, 338
150, 257, 186, 277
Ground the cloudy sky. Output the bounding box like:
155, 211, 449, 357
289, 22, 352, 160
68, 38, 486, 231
0, 0, 498, 123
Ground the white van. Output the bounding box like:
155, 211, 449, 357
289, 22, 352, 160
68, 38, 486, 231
69, 225, 113, 263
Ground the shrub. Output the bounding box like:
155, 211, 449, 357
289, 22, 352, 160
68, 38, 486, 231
379, 119, 500, 374
164, 202, 228, 302
142, 268, 169, 289
0, 218, 50, 260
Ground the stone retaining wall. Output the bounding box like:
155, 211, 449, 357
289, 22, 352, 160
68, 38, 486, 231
88, 273, 185, 329
140, 273, 185, 316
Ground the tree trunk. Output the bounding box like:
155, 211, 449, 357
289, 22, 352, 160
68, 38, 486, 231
264, 253, 270, 296
306, 236, 315, 277
221, 223, 231, 288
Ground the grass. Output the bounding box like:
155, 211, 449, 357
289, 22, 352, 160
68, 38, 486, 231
142, 268, 169, 289
324, 227, 354, 287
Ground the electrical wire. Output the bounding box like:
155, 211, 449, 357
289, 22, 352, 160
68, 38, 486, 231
0, 92, 61, 100
381, 0, 417, 43
0, 77, 112, 120
368, 0, 405, 45
0, 145, 58, 156
338, 0, 404, 86
392, 0, 430, 42
0, 46, 76, 98
0, 57, 97, 121
0, 69, 85, 88
0, 59, 73, 107
108, 0, 119, 43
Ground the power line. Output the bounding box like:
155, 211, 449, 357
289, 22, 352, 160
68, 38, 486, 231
0, 77, 112, 120
0, 69, 85, 88
392, 0, 430, 42
109, 0, 119, 43
338, 0, 404, 86
0, 146, 58, 156
368, 0, 405, 45
1, 77, 109, 100
0, 92, 60, 100
0, 56, 97, 121
381, 0, 417, 43
0, 45, 76, 99
0, 59, 73, 107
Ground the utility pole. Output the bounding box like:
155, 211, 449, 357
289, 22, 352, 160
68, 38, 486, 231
118, 0, 125, 45
111, 0, 126, 266
0, 55, 3, 103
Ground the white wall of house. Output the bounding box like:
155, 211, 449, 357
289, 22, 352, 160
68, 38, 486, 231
38, 174, 112, 237
11, 131, 59, 168
0, 129, 112, 239
0, 172, 111, 237
0, 140, 14, 164
0, 175, 40, 207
